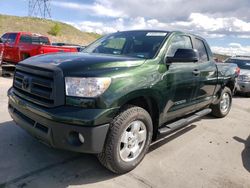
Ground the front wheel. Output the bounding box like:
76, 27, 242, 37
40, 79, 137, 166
97, 105, 153, 174
211, 87, 232, 118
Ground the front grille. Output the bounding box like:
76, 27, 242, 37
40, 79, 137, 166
13, 64, 64, 108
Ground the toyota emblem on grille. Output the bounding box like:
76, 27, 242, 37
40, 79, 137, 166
22, 77, 30, 90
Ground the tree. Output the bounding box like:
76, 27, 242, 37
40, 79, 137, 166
48, 23, 61, 36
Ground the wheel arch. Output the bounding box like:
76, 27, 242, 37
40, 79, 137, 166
213, 78, 235, 105
118, 92, 161, 141
20, 52, 30, 60
225, 79, 235, 94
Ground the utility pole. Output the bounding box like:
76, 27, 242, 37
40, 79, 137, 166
28, 0, 51, 19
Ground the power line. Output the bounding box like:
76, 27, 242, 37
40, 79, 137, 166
28, 0, 51, 19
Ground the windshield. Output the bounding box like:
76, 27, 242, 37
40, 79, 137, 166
83, 31, 168, 59
226, 59, 250, 70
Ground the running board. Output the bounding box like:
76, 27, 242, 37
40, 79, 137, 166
158, 108, 212, 135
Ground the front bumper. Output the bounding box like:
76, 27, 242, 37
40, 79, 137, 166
237, 81, 250, 93
1, 62, 16, 76
8, 88, 119, 154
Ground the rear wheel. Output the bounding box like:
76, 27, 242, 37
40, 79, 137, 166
211, 87, 232, 118
97, 105, 153, 174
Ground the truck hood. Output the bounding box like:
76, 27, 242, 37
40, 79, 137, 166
20, 52, 146, 76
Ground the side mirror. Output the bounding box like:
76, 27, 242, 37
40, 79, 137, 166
0, 38, 3, 43
166, 49, 199, 63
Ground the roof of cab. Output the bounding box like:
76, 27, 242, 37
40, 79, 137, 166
115, 30, 206, 40
4, 32, 47, 37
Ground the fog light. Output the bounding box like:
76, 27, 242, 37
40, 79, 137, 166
68, 131, 84, 146
78, 133, 85, 143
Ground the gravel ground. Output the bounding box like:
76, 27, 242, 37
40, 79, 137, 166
0, 76, 249, 188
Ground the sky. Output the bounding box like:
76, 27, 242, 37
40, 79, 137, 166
1, 0, 250, 55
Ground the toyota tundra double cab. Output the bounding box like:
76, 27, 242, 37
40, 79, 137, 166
8, 30, 236, 174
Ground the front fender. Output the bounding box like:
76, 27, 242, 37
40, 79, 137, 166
115, 88, 162, 108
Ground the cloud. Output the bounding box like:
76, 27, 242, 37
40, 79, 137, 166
211, 43, 250, 56
52, 0, 250, 23
68, 13, 250, 39
53, 0, 250, 38
229, 43, 242, 48
51, 1, 126, 18
68, 17, 167, 34
171, 13, 250, 38
68, 21, 117, 34
55, 0, 250, 55
95, 0, 250, 22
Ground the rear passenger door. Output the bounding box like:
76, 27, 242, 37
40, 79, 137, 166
193, 37, 217, 108
19, 34, 32, 60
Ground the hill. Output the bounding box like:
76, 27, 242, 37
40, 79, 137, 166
0, 14, 100, 45
213, 53, 230, 62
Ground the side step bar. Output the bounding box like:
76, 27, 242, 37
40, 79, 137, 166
158, 108, 212, 135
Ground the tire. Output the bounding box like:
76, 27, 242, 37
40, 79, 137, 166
97, 105, 153, 174
22, 54, 30, 60
1, 69, 10, 77
211, 87, 232, 118
245, 93, 250, 98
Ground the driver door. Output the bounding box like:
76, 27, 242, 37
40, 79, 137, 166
4, 33, 18, 63
162, 34, 200, 122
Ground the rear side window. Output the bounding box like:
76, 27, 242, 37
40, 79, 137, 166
7, 33, 17, 44
32, 37, 40, 44
195, 38, 209, 62
167, 35, 193, 57
20, 35, 32, 43
32, 37, 50, 45
39, 37, 50, 45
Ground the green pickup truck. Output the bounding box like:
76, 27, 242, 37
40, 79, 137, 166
8, 30, 237, 174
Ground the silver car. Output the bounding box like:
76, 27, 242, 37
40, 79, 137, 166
225, 56, 250, 96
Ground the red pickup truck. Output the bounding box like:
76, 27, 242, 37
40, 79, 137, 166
1, 32, 78, 65
0, 44, 3, 63
0, 32, 78, 75
0, 39, 3, 63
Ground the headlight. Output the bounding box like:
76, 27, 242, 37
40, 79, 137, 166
239, 75, 250, 82
65, 77, 111, 97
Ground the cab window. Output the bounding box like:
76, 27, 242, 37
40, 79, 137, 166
194, 38, 209, 62
167, 35, 193, 57
6, 33, 17, 44
1, 33, 9, 43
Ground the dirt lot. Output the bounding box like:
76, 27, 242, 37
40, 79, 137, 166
0, 76, 249, 188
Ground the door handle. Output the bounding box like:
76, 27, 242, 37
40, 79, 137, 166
192, 69, 200, 76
